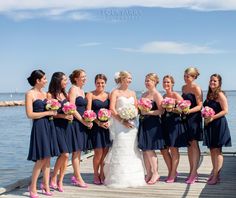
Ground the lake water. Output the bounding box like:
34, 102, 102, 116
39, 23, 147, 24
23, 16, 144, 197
0, 91, 235, 187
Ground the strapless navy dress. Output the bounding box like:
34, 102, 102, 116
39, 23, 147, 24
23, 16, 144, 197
91, 99, 111, 149
27, 99, 60, 162
162, 110, 189, 147
53, 99, 73, 154
203, 100, 231, 148
72, 96, 92, 152
138, 101, 165, 151
182, 93, 203, 141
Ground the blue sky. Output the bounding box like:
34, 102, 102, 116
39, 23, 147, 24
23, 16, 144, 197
0, 1, 236, 92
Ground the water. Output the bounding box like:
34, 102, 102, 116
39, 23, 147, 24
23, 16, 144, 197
0, 91, 235, 187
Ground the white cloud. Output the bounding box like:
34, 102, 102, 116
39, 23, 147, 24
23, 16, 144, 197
79, 42, 102, 47
115, 41, 224, 54
0, 0, 236, 21
4, 10, 93, 21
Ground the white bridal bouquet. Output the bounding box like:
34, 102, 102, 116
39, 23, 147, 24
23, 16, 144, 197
117, 104, 138, 125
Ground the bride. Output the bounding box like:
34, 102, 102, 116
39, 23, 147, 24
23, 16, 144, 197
104, 71, 146, 188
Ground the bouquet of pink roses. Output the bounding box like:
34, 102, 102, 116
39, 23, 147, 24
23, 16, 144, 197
62, 102, 76, 123
176, 100, 191, 114
98, 108, 111, 122
201, 106, 215, 126
83, 110, 97, 123
201, 106, 215, 118
137, 98, 152, 112
161, 97, 175, 112
45, 99, 61, 120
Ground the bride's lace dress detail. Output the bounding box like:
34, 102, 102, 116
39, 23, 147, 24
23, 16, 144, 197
104, 96, 146, 188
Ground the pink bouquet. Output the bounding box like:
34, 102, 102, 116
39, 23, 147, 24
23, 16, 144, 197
98, 108, 111, 122
137, 98, 152, 112
62, 102, 76, 123
176, 100, 191, 114
201, 106, 215, 126
83, 110, 97, 123
45, 99, 61, 120
161, 97, 176, 112
201, 106, 215, 118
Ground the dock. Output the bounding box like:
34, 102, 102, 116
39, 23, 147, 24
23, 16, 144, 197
1, 152, 236, 198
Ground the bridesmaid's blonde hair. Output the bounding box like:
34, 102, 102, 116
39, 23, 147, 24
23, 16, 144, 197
184, 67, 200, 79
145, 73, 159, 86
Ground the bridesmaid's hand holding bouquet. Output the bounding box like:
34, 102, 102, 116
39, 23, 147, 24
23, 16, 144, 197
176, 100, 191, 114
97, 108, 111, 129
201, 106, 215, 126
45, 99, 61, 120
161, 97, 175, 112
62, 102, 76, 123
83, 110, 97, 129
137, 98, 152, 115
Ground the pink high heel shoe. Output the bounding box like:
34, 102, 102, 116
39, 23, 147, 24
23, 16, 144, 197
207, 176, 219, 185
93, 178, 101, 185
71, 176, 88, 188
40, 183, 53, 196
49, 181, 58, 190
57, 183, 64, 192
185, 175, 198, 184
28, 186, 39, 198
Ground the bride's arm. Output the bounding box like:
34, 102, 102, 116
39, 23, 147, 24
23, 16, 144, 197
109, 90, 134, 128
109, 90, 122, 122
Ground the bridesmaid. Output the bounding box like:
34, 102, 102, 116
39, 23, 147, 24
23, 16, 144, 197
47, 72, 73, 192
182, 67, 203, 184
86, 74, 111, 185
68, 69, 92, 188
203, 74, 231, 185
138, 73, 165, 185
26, 70, 59, 197
161, 75, 188, 183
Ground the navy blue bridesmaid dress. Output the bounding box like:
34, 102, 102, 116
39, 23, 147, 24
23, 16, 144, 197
203, 100, 231, 148
91, 99, 111, 149
27, 99, 60, 162
72, 96, 92, 152
182, 93, 203, 141
53, 99, 73, 154
162, 110, 189, 148
138, 101, 165, 151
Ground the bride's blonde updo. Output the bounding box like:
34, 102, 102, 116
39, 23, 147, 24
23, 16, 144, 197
114, 71, 131, 84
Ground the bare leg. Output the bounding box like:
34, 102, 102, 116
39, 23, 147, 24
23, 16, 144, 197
72, 151, 85, 184
143, 151, 152, 181
42, 157, 51, 192
57, 153, 69, 189
160, 148, 172, 178
147, 151, 159, 183
188, 140, 200, 177
99, 148, 109, 182
93, 148, 103, 182
29, 158, 47, 194
169, 147, 179, 178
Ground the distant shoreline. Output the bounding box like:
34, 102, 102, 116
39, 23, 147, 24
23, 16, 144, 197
0, 101, 25, 107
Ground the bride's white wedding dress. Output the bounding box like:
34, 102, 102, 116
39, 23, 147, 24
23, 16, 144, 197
104, 96, 145, 188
